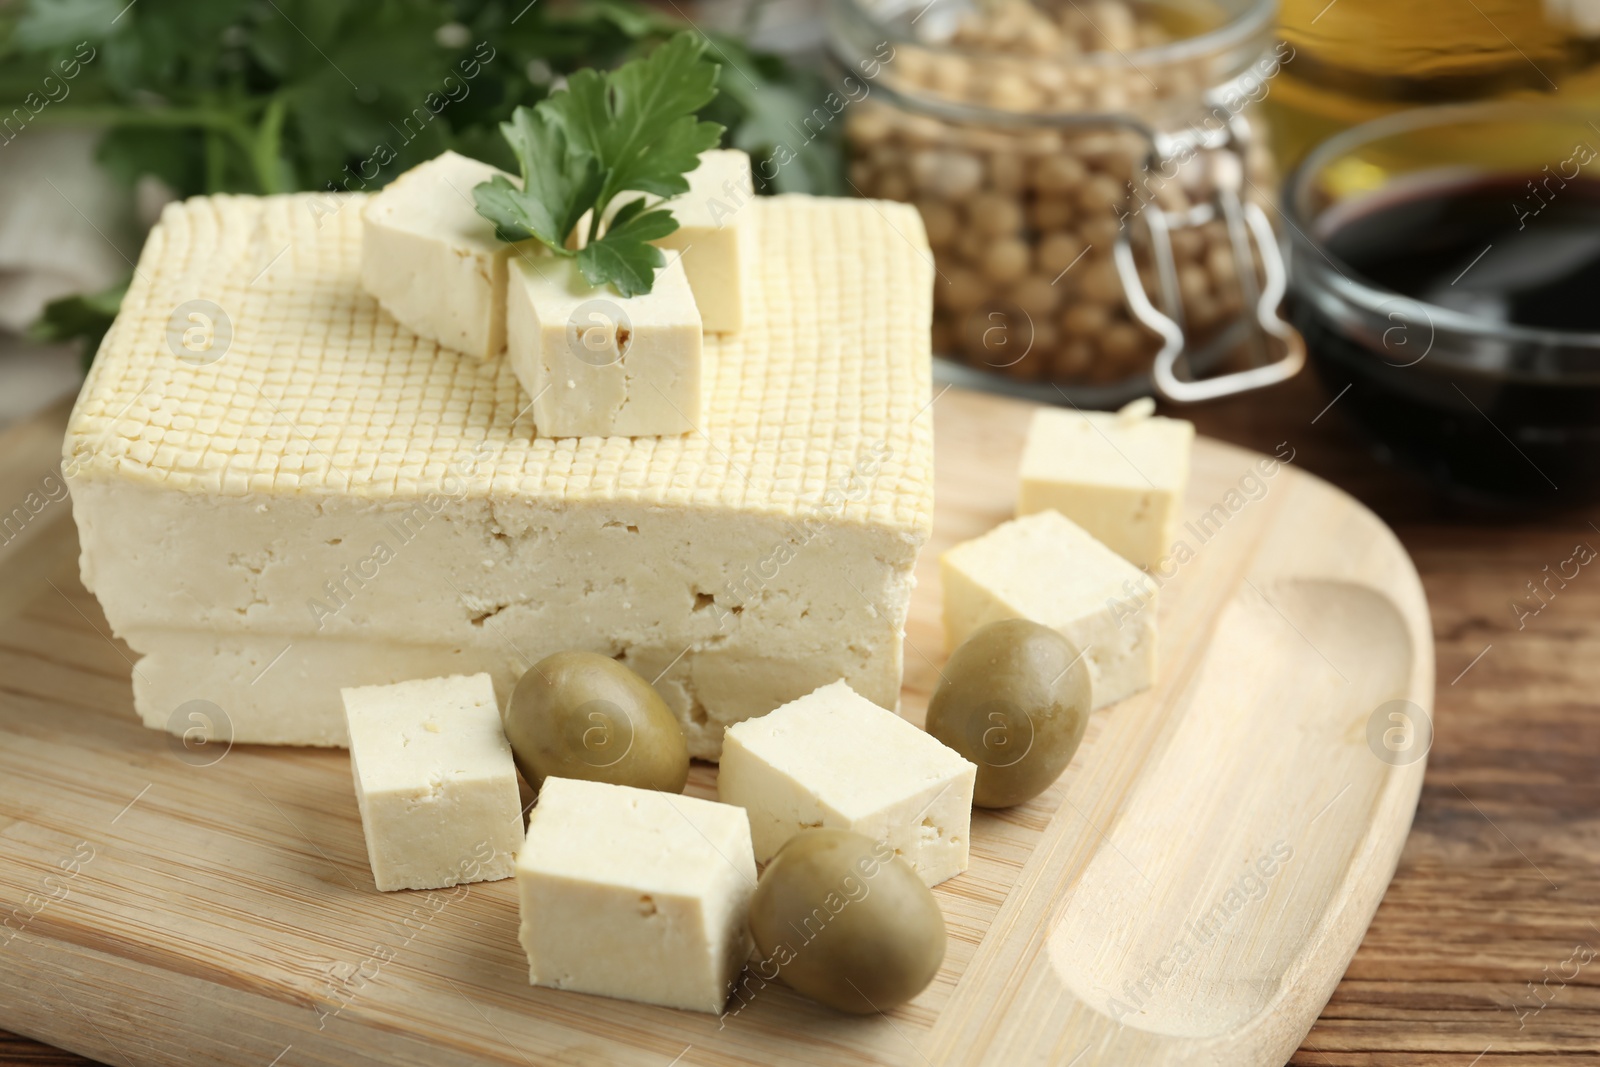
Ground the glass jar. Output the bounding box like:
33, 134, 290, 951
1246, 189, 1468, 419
1271, 0, 1600, 169
828, 0, 1304, 403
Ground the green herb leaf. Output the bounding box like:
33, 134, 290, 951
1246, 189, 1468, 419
473, 106, 601, 251
475, 30, 723, 296
547, 31, 724, 207
28, 277, 129, 369
575, 199, 679, 298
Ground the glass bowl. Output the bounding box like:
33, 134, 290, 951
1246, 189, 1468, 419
1286, 101, 1600, 504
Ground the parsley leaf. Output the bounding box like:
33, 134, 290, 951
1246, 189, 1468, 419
576, 198, 679, 297
473, 107, 600, 250
547, 31, 724, 210
28, 278, 129, 369
473, 30, 724, 297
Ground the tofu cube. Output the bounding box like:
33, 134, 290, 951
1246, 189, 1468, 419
654, 149, 756, 334
360, 151, 516, 360
942, 510, 1157, 709
719, 680, 976, 887
515, 778, 755, 1013
604, 149, 756, 334
506, 252, 702, 438
341, 673, 522, 892
1017, 403, 1195, 569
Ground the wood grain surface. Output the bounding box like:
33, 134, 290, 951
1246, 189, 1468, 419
0, 367, 1591, 1065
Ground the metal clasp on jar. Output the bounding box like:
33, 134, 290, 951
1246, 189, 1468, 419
1116, 107, 1305, 402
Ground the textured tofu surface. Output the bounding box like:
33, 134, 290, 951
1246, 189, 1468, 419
719, 679, 975, 886
65, 192, 932, 525
64, 192, 934, 755
516, 777, 756, 1013
941, 509, 1157, 710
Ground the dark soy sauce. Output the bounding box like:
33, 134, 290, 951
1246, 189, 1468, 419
1293, 175, 1600, 503
1328, 176, 1600, 331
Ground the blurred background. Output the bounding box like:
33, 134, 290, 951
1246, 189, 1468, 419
4, 0, 1600, 499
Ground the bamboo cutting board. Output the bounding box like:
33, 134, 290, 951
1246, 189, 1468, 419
0, 386, 1431, 1067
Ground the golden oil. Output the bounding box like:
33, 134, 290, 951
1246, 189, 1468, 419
1268, 0, 1600, 166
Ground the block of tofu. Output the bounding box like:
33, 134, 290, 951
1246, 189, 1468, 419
505, 251, 701, 438
942, 510, 1157, 709
515, 777, 755, 1013
604, 149, 756, 334
1016, 401, 1195, 569
341, 673, 522, 892
63, 192, 933, 758
131, 631, 495, 747
718, 680, 975, 886
360, 151, 516, 360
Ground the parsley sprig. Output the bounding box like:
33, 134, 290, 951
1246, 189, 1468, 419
473, 32, 723, 297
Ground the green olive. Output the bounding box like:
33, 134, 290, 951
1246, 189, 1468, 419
747, 829, 945, 1014
505, 651, 689, 793
926, 618, 1090, 808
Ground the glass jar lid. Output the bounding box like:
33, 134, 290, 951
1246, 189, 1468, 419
830, 0, 1278, 125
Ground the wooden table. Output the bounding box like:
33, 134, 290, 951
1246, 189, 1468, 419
3, 369, 1596, 1065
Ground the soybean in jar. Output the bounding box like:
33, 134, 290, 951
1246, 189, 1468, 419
831, 0, 1283, 397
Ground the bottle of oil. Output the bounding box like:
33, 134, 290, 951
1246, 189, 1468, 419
1268, 0, 1600, 166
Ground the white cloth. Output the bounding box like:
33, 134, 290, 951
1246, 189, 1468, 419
0, 127, 137, 333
